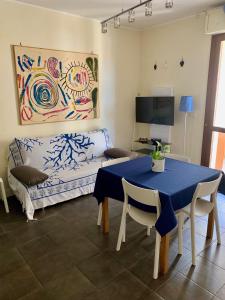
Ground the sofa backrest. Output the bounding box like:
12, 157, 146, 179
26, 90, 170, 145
9, 128, 112, 171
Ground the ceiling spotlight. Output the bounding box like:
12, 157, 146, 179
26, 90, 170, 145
114, 17, 120, 28
128, 9, 135, 23
145, 1, 152, 16
101, 22, 107, 33
101, 0, 175, 34
165, 0, 173, 8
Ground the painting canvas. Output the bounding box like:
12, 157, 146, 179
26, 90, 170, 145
13, 46, 99, 125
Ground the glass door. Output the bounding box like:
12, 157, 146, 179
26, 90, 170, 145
201, 34, 225, 172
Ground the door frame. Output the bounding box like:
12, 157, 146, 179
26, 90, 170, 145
201, 33, 225, 166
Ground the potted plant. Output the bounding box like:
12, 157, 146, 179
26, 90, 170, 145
151, 142, 165, 172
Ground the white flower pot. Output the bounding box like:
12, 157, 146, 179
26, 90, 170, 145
152, 158, 165, 172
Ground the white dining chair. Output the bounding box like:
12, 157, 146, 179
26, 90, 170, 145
97, 157, 130, 226
164, 153, 191, 163
177, 173, 222, 266
116, 178, 162, 279
0, 178, 9, 213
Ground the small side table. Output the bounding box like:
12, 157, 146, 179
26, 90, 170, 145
0, 178, 9, 213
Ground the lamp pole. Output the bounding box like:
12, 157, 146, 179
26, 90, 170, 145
179, 96, 194, 157
184, 112, 187, 155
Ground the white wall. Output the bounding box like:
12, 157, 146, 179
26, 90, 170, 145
140, 15, 211, 163
0, 1, 140, 192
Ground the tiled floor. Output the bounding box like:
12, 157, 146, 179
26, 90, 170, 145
1, 194, 225, 300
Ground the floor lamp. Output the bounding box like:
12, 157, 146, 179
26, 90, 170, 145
179, 96, 194, 155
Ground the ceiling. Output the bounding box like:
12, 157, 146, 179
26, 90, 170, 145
14, 0, 224, 29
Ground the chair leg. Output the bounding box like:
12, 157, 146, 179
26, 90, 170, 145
0, 180, 9, 213
178, 213, 184, 255
122, 216, 126, 243
147, 227, 151, 236
116, 211, 126, 251
97, 203, 102, 226
214, 204, 221, 244
153, 232, 161, 279
190, 215, 196, 266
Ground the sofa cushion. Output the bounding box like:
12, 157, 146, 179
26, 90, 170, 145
104, 148, 138, 159
9, 128, 112, 171
10, 166, 48, 187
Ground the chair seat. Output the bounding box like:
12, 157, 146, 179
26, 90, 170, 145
182, 198, 214, 217
128, 206, 157, 227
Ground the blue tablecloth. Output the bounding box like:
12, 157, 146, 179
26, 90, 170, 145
93, 156, 221, 236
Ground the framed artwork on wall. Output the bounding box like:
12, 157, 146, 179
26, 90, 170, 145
13, 45, 99, 125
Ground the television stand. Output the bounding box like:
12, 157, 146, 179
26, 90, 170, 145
132, 138, 171, 155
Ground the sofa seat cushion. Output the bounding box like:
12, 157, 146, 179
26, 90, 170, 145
104, 148, 138, 159
27, 156, 108, 202
10, 166, 48, 187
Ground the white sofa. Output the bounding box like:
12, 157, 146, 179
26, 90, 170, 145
8, 128, 112, 220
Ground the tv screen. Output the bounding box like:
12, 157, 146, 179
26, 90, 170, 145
136, 97, 174, 125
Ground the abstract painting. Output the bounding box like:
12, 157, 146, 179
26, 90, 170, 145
13, 46, 99, 125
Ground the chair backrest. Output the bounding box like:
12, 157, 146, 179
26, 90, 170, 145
193, 173, 222, 200
165, 153, 191, 163
102, 157, 130, 167
122, 178, 160, 218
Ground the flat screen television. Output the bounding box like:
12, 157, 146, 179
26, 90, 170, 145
136, 96, 174, 125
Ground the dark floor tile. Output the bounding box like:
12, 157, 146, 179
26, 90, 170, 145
200, 243, 225, 269
45, 266, 95, 300
0, 265, 41, 300
18, 289, 53, 300
83, 270, 150, 300
157, 273, 213, 300
28, 250, 75, 285
7, 222, 45, 246
182, 228, 213, 255
46, 221, 81, 243
0, 248, 25, 277
37, 215, 68, 233
77, 251, 125, 288
63, 215, 97, 236
216, 283, 225, 300
84, 225, 120, 251
18, 235, 57, 264
111, 233, 155, 269
180, 256, 225, 295
128, 234, 192, 291
0, 232, 15, 250
57, 235, 100, 264
129, 251, 177, 291
138, 290, 165, 300
194, 218, 225, 239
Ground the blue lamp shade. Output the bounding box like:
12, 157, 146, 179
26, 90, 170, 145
179, 96, 194, 112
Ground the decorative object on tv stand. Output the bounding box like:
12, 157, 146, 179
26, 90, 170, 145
179, 96, 194, 155
151, 142, 165, 172
101, 0, 174, 33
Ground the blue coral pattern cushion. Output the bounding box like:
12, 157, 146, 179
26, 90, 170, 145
9, 128, 112, 171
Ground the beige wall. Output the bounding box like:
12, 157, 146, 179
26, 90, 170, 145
0, 1, 140, 192
140, 15, 211, 163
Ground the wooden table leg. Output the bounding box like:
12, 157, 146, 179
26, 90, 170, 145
159, 234, 170, 275
102, 197, 109, 234
207, 194, 215, 239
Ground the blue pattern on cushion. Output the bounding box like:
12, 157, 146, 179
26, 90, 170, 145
43, 133, 94, 171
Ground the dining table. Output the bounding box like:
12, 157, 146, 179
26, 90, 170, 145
93, 156, 221, 274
